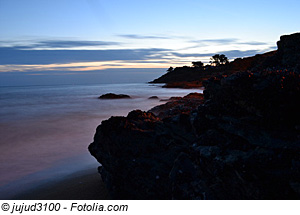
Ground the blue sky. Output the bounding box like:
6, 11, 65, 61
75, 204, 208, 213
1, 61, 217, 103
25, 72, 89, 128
0, 0, 299, 85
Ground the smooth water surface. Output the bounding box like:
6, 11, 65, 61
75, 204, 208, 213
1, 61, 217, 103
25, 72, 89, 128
0, 83, 202, 198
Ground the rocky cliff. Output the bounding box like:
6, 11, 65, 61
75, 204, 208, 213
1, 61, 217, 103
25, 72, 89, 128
150, 50, 278, 88
151, 32, 300, 87
89, 33, 300, 199
277, 32, 300, 67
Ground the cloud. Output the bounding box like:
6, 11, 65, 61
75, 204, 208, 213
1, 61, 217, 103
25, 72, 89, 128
0, 40, 120, 49
118, 34, 170, 39
170, 49, 264, 59
0, 36, 276, 74
189, 38, 269, 47
33, 40, 120, 48
269, 46, 278, 50
0, 68, 165, 86
0, 47, 170, 65
190, 38, 238, 45
170, 52, 210, 58
221, 49, 265, 58
238, 41, 269, 46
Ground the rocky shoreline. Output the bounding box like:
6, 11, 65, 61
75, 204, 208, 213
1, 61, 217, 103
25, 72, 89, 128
89, 33, 300, 199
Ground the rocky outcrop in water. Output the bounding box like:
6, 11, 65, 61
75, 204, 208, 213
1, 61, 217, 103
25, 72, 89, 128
148, 96, 159, 99
99, 93, 131, 99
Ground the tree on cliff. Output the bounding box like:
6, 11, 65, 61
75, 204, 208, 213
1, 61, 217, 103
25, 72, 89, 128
167, 66, 174, 72
210, 54, 229, 66
219, 54, 229, 65
192, 61, 204, 68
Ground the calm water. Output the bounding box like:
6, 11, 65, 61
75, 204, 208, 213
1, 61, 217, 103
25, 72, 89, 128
0, 83, 202, 199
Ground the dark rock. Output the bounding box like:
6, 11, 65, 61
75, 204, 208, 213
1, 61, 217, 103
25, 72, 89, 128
89, 68, 300, 199
89, 33, 300, 200
99, 93, 131, 99
148, 96, 159, 99
149, 93, 204, 119
162, 81, 203, 89
150, 67, 204, 84
150, 51, 278, 88
150, 33, 300, 88
89, 110, 189, 199
277, 32, 300, 67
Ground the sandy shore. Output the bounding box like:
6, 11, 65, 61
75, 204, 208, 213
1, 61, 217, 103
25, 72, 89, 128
12, 168, 109, 200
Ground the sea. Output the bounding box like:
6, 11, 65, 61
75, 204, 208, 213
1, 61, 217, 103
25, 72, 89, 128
0, 83, 202, 199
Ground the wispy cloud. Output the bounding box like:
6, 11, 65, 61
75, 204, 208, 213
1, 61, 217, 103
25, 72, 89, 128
0, 60, 171, 73
238, 41, 268, 46
269, 46, 277, 50
0, 40, 120, 49
0, 46, 275, 73
189, 38, 269, 47
170, 49, 265, 59
190, 38, 238, 45
32, 40, 120, 48
0, 36, 276, 74
118, 34, 170, 40
0, 47, 170, 65
170, 52, 210, 58
221, 49, 265, 58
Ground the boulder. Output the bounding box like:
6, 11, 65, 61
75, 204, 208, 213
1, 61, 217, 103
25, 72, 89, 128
148, 96, 159, 99
99, 93, 131, 99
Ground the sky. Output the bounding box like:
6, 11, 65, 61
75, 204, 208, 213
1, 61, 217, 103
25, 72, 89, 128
0, 0, 299, 86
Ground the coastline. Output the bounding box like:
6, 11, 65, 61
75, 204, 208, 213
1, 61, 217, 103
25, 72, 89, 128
7, 91, 203, 200
0, 83, 202, 200
88, 33, 300, 199
2, 32, 299, 200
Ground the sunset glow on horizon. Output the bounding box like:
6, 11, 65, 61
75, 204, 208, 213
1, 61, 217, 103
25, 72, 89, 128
0, 0, 299, 85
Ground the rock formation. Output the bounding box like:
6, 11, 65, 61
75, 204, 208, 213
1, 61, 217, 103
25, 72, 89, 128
99, 93, 131, 99
150, 32, 300, 88
277, 32, 300, 67
149, 93, 203, 118
89, 33, 300, 199
148, 96, 159, 99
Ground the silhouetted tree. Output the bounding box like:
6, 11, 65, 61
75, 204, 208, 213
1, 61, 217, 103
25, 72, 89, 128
210, 54, 229, 66
167, 66, 174, 72
210, 54, 220, 66
219, 54, 229, 65
192, 61, 204, 68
